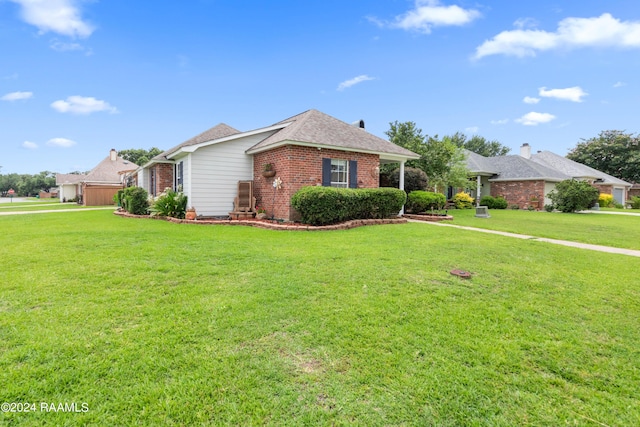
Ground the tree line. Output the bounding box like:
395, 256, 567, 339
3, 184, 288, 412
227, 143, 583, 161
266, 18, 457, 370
0, 148, 161, 197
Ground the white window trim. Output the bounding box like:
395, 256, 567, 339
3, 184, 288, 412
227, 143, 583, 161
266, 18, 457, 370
331, 159, 349, 188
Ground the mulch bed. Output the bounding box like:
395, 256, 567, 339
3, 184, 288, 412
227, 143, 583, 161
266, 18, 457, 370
113, 210, 406, 231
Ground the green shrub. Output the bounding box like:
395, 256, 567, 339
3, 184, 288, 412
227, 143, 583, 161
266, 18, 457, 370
614, 203, 624, 209
547, 179, 599, 213
114, 189, 125, 207
291, 186, 406, 226
122, 186, 149, 215
452, 192, 474, 209
480, 195, 508, 209
598, 193, 615, 208
406, 191, 446, 213
150, 189, 188, 218
544, 204, 554, 212
510, 204, 520, 210
630, 196, 640, 209
385, 167, 428, 193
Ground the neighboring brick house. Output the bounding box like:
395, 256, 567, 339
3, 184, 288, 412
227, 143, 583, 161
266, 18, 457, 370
56, 149, 138, 205
465, 144, 632, 209
134, 109, 419, 220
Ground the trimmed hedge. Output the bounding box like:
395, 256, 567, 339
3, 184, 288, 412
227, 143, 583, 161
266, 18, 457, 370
122, 186, 149, 215
480, 195, 508, 209
291, 186, 406, 226
406, 191, 446, 213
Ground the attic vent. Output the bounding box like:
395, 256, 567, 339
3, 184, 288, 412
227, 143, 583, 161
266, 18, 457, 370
351, 120, 365, 129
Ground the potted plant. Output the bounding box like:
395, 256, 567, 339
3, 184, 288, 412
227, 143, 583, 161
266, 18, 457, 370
262, 163, 276, 178
255, 206, 267, 219
185, 207, 197, 220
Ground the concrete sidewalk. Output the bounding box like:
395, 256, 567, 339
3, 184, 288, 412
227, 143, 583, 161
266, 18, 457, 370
0, 207, 115, 216
408, 220, 640, 258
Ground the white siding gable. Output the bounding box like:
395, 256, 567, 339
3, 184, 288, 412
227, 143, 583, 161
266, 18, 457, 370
187, 132, 275, 216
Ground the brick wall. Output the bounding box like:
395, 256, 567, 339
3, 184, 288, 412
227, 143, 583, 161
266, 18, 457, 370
592, 183, 612, 195
491, 180, 546, 209
253, 145, 380, 220
151, 163, 174, 196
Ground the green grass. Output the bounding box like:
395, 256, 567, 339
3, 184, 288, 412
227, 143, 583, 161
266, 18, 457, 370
450, 208, 640, 250
0, 200, 111, 212
1, 211, 639, 425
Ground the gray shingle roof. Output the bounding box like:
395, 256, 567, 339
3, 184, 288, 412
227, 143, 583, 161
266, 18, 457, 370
153, 123, 241, 161
464, 149, 499, 175
531, 151, 631, 186
484, 155, 570, 182
84, 154, 138, 183
246, 109, 419, 159
56, 173, 86, 185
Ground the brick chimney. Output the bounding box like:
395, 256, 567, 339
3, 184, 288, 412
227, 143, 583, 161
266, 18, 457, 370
110, 149, 117, 161
520, 143, 531, 159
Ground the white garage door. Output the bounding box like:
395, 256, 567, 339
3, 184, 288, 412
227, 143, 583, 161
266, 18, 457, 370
613, 188, 624, 205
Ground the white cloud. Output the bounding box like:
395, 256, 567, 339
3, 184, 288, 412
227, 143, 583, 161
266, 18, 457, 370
1, 91, 33, 101
47, 137, 76, 148
515, 112, 556, 126
539, 86, 587, 102
337, 75, 375, 91
51, 96, 118, 114
613, 81, 626, 88
490, 119, 509, 125
474, 13, 640, 59
370, 0, 481, 34
9, 0, 94, 38
465, 126, 479, 133
22, 141, 38, 150
523, 96, 540, 104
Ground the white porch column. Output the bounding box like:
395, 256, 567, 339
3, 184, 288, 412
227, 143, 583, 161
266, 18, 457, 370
476, 175, 481, 207
399, 161, 406, 215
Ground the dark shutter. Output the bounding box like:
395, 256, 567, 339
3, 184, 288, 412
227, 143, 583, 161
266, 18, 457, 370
322, 158, 331, 187
349, 160, 358, 188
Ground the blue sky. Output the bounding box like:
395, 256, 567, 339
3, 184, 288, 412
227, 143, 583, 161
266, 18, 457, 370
1, 0, 639, 174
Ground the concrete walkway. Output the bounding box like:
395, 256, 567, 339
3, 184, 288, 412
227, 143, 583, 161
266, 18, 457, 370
408, 220, 640, 258
0, 207, 115, 216
578, 210, 640, 217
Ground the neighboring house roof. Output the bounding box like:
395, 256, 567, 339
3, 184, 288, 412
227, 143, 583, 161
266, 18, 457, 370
464, 149, 498, 175
151, 123, 241, 163
465, 152, 570, 182
56, 173, 87, 185
487, 155, 570, 182
245, 109, 420, 160
531, 151, 631, 187
84, 151, 138, 184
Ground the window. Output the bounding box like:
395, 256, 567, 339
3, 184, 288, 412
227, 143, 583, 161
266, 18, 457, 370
150, 168, 156, 196
175, 161, 183, 191
331, 159, 348, 188
322, 158, 358, 188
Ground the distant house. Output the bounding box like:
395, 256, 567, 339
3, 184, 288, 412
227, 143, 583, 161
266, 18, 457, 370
56, 149, 138, 205
134, 109, 419, 220
466, 144, 632, 208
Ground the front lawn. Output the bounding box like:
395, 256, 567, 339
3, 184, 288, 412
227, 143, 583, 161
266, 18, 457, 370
0, 200, 105, 212
450, 208, 640, 250
1, 211, 638, 425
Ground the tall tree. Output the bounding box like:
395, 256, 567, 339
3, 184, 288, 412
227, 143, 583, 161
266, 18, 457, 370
118, 147, 163, 166
567, 130, 640, 183
386, 121, 474, 192
449, 132, 510, 157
